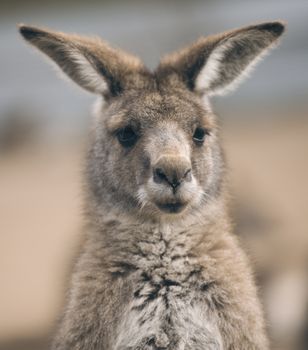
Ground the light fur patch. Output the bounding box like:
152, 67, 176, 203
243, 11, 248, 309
69, 49, 108, 93
195, 37, 278, 96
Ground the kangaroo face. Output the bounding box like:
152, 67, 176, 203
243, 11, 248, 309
94, 87, 221, 217
19, 22, 285, 220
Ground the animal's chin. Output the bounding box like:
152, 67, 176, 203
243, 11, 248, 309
155, 201, 188, 214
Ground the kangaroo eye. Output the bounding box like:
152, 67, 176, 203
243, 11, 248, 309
117, 126, 138, 148
193, 127, 207, 145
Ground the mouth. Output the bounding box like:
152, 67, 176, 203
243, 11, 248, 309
155, 201, 188, 214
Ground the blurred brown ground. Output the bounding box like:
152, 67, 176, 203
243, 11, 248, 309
0, 114, 307, 350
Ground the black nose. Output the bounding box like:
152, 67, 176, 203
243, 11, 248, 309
153, 156, 192, 192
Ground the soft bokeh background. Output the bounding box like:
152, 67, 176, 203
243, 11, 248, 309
0, 0, 307, 349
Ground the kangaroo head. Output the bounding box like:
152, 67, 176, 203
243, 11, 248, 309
19, 22, 285, 220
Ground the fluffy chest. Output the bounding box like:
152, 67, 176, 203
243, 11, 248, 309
132, 231, 205, 305
113, 225, 222, 349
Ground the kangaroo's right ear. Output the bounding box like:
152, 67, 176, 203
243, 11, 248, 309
19, 25, 147, 97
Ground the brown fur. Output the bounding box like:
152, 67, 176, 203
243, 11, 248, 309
19, 21, 285, 349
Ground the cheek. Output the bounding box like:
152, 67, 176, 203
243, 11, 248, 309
135, 152, 152, 186
103, 145, 137, 189
109, 147, 151, 193
191, 147, 213, 186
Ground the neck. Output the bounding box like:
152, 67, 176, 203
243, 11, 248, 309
85, 190, 231, 247
83, 193, 232, 282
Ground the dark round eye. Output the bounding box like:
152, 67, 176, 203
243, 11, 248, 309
117, 126, 138, 148
193, 127, 207, 144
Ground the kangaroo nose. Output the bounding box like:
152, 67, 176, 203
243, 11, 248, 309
153, 156, 192, 192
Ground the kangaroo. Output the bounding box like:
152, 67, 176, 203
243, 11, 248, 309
19, 21, 285, 349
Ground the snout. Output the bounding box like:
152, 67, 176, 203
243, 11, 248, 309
153, 155, 192, 193
151, 155, 193, 213
138, 126, 203, 215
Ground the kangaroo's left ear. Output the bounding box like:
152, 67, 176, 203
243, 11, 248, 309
157, 21, 286, 96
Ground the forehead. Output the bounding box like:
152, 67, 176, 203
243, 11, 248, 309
106, 89, 213, 130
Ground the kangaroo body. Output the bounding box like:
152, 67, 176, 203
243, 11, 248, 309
65, 209, 264, 350
19, 21, 285, 349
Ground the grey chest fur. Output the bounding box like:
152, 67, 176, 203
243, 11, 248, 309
113, 225, 223, 350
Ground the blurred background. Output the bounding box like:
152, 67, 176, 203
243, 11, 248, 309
0, 0, 307, 349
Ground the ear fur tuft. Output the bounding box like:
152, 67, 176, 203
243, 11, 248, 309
19, 24, 147, 97
157, 21, 286, 96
